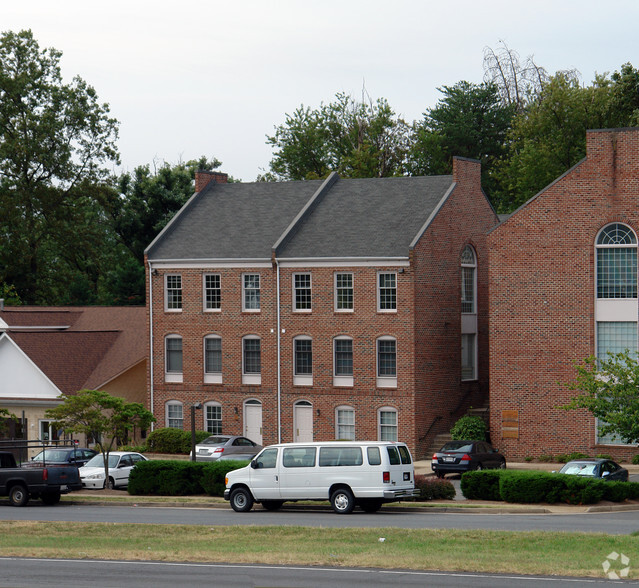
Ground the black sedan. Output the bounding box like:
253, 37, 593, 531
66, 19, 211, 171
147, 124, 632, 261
31, 447, 97, 467
431, 440, 506, 478
558, 458, 629, 481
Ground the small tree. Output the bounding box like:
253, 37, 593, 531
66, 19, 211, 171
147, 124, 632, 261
562, 351, 639, 444
45, 390, 155, 488
450, 415, 488, 441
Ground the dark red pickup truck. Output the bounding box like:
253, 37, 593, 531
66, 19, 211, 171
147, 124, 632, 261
0, 450, 82, 506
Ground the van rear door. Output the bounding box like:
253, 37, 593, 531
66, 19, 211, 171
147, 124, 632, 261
385, 445, 414, 489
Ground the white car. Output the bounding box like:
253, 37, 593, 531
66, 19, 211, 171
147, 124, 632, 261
79, 451, 147, 489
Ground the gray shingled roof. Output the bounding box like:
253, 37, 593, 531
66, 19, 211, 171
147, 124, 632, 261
146, 175, 454, 261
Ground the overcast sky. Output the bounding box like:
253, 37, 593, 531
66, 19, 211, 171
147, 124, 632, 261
5, 1, 639, 181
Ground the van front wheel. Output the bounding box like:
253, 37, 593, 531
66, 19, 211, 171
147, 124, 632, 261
330, 488, 355, 514
230, 487, 254, 512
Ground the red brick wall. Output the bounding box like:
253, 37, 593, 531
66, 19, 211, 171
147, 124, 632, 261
488, 128, 639, 461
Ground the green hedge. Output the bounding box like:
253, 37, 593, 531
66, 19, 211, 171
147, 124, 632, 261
127, 458, 249, 497
461, 470, 639, 504
414, 475, 456, 500
145, 428, 211, 454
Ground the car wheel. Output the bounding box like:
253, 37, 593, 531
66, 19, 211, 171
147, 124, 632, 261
261, 500, 284, 511
230, 487, 254, 512
41, 492, 61, 506
9, 484, 29, 507
105, 477, 115, 490
359, 499, 383, 513
330, 488, 355, 514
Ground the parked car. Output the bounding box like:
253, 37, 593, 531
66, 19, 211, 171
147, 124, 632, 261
191, 435, 262, 462
558, 458, 629, 481
79, 451, 148, 489
31, 447, 97, 468
431, 440, 506, 478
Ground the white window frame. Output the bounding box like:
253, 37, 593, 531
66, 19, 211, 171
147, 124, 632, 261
203, 273, 221, 312
242, 335, 261, 385
378, 407, 398, 441
293, 336, 313, 386
333, 336, 354, 387
204, 335, 222, 384
242, 273, 261, 312
204, 402, 222, 434
461, 246, 477, 314
165, 335, 183, 383
165, 274, 183, 312
165, 401, 183, 429
334, 272, 354, 312
293, 273, 312, 312
376, 336, 397, 388
377, 272, 397, 312
336, 405, 355, 440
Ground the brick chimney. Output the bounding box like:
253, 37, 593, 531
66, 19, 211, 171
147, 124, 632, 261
195, 170, 228, 192
452, 156, 481, 187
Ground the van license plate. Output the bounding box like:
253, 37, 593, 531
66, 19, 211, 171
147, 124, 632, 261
403, 472, 410, 481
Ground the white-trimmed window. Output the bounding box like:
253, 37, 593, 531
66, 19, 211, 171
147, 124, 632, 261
166, 401, 183, 429
378, 407, 398, 441
204, 274, 221, 311
204, 335, 222, 384
377, 272, 397, 312
242, 274, 260, 311
333, 336, 353, 387
336, 406, 355, 440
165, 274, 182, 311
461, 246, 476, 314
293, 336, 313, 386
461, 333, 477, 381
293, 273, 312, 311
165, 335, 183, 383
204, 402, 222, 434
335, 272, 353, 311
376, 336, 397, 388
596, 223, 637, 299
242, 336, 261, 385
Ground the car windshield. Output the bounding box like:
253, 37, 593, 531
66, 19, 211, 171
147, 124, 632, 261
200, 436, 230, 446
560, 463, 597, 476
83, 454, 119, 468
441, 441, 473, 452
32, 450, 70, 462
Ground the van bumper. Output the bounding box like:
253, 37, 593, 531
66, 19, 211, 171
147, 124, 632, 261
383, 488, 420, 500
223, 489, 230, 501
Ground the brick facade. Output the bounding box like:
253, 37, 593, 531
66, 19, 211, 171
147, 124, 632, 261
146, 159, 498, 459
488, 128, 639, 461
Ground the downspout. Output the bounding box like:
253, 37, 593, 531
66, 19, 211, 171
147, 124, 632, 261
276, 258, 282, 443
147, 260, 155, 431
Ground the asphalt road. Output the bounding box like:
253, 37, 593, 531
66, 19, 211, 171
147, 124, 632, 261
2, 502, 639, 534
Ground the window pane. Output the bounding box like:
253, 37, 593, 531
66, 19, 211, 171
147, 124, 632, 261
379, 410, 397, 441
205, 337, 222, 373
377, 339, 396, 376
334, 339, 353, 376
166, 338, 182, 372
336, 273, 353, 310
597, 248, 637, 298
205, 274, 221, 309
294, 274, 312, 310
167, 404, 183, 429
244, 274, 261, 310
166, 275, 182, 309
294, 339, 312, 375
243, 338, 261, 374
461, 333, 476, 380
461, 266, 475, 313
378, 273, 397, 310
336, 408, 355, 440
206, 405, 222, 434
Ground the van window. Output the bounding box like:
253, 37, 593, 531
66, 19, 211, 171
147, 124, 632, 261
367, 447, 381, 465
398, 445, 412, 464
386, 446, 400, 465
255, 448, 278, 469
282, 447, 316, 467
319, 446, 363, 467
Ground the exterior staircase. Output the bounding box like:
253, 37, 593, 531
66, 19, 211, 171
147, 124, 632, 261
426, 433, 452, 457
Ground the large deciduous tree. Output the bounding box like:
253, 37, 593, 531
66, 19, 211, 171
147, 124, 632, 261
267, 92, 411, 180
0, 30, 119, 304
562, 351, 639, 445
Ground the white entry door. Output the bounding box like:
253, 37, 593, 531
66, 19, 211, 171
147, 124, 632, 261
244, 400, 263, 445
294, 401, 313, 442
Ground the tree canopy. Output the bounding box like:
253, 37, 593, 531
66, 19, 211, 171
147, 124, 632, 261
562, 351, 639, 445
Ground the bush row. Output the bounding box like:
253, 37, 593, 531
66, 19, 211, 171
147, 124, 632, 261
144, 428, 211, 454
127, 459, 250, 496
461, 470, 639, 504
414, 475, 456, 500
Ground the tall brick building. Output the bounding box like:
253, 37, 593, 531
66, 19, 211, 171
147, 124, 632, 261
145, 158, 498, 458
489, 127, 639, 461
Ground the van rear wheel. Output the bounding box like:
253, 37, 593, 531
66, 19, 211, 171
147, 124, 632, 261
330, 488, 355, 514
230, 487, 254, 512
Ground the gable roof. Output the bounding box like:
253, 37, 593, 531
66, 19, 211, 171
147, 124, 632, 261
0, 306, 146, 394
145, 174, 455, 262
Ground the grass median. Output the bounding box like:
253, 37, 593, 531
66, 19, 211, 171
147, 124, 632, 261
1, 521, 638, 578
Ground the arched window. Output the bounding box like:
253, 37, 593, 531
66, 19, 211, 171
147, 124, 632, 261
165, 400, 183, 429
242, 336, 261, 385
333, 336, 353, 387
596, 223, 637, 299
165, 335, 183, 383
204, 335, 222, 384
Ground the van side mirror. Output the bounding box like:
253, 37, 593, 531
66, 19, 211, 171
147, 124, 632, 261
250, 460, 258, 469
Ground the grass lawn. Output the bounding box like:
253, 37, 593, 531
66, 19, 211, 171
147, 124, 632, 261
1, 521, 637, 579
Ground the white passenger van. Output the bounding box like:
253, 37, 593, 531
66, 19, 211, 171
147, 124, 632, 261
224, 441, 419, 514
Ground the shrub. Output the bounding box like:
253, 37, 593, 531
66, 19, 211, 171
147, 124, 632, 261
499, 471, 558, 503
538, 454, 553, 462
460, 470, 502, 501
554, 453, 588, 463
145, 428, 210, 454
595, 454, 613, 460
414, 475, 456, 500
201, 460, 250, 496
450, 415, 487, 441
632, 454, 639, 465
128, 460, 206, 495
524, 456, 533, 462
